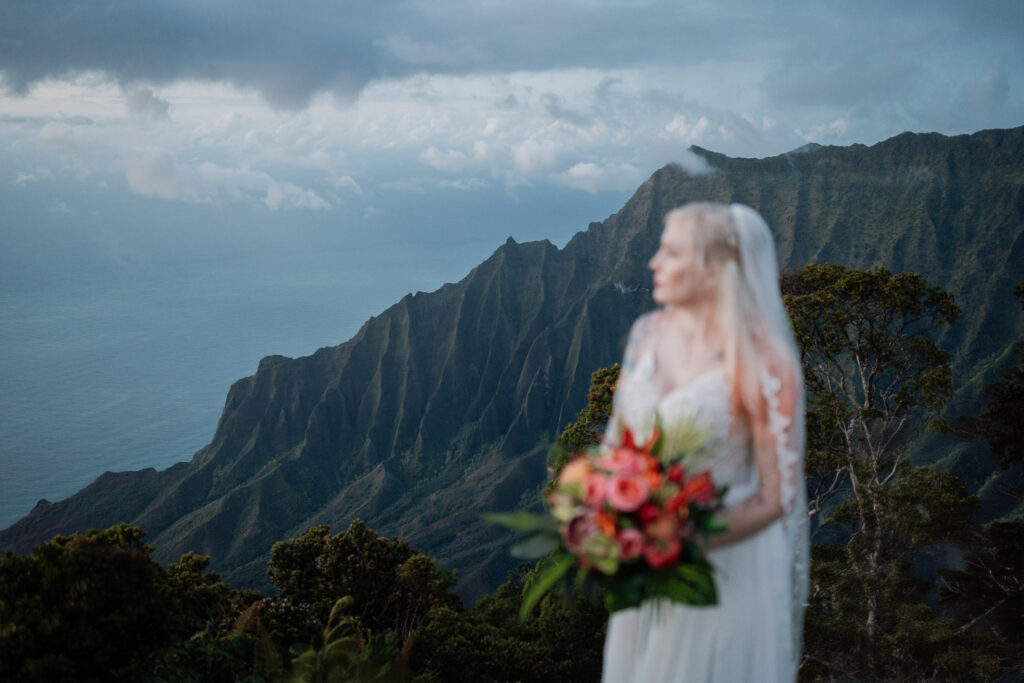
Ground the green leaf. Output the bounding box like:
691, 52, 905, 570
510, 532, 561, 559
520, 553, 575, 621
670, 564, 717, 605
704, 516, 728, 534
481, 511, 558, 533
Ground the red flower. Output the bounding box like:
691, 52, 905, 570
667, 464, 685, 484
638, 503, 660, 524
664, 490, 690, 516
680, 471, 716, 504
643, 538, 681, 569
620, 426, 660, 454
617, 528, 645, 560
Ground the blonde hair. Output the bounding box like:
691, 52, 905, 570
663, 203, 791, 424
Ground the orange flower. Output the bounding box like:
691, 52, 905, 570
642, 454, 662, 491
594, 510, 618, 536
664, 491, 690, 517
559, 457, 593, 486
644, 510, 680, 543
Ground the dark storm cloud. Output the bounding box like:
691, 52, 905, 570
1, 0, 1019, 114
761, 0, 1022, 113
0, 0, 393, 108
0, 0, 764, 108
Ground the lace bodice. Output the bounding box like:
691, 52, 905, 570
609, 349, 758, 506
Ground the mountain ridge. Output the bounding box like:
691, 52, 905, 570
4, 125, 1022, 600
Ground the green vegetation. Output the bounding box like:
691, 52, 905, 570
780, 264, 983, 678
0, 522, 605, 682
548, 363, 620, 481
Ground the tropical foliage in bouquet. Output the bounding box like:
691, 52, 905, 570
487, 418, 727, 618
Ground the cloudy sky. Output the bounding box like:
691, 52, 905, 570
1, 0, 1022, 288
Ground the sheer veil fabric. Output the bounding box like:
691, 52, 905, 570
600, 204, 808, 683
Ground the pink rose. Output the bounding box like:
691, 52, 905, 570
584, 472, 609, 506
597, 448, 645, 475
616, 528, 645, 560
606, 473, 650, 512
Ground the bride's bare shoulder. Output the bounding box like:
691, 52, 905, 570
626, 309, 662, 345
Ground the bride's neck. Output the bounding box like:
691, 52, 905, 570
660, 298, 722, 343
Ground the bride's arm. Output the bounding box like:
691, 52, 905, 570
601, 311, 657, 447
708, 353, 800, 549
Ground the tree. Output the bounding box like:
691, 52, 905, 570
0, 524, 180, 681
285, 597, 407, 683
410, 565, 606, 682
939, 521, 1024, 679
165, 551, 263, 638
557, 364, 620, 453
267, 520, 460, 641
782, 265, 995, 680
782, 264, 960, 519
549, 364, 620, 480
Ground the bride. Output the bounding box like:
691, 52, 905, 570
601, 203, 808, 682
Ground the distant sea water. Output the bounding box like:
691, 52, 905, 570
0, 250, 488, 530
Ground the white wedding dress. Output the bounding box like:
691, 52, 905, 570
601, 320, 807, 683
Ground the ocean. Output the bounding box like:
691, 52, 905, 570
0, 249, 491, 529
0, 178, 633, 532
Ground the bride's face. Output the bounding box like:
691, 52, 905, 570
649, 216, 715, 307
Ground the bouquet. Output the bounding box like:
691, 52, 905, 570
486, 419, 727, 618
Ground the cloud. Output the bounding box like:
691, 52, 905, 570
0, 0, 922, 111
953, 58, 1023, 129
421, 146, 474, 173
0, 0, 390, 109
124, 153, 329, 210
421, 140, 503, 174
333, 175, 363, 195
374, 34, 484, 69
436, 177, 489, 191
15, 168, 52, 184
512, 138, 570, 175
795, 118, 850, 143
543, 93, 592, 127
671, 150, 713, 176
665, 114, 710, 143
1, 0, 1019, 220
126, 88, 170, 121
557, 161, 642, 193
